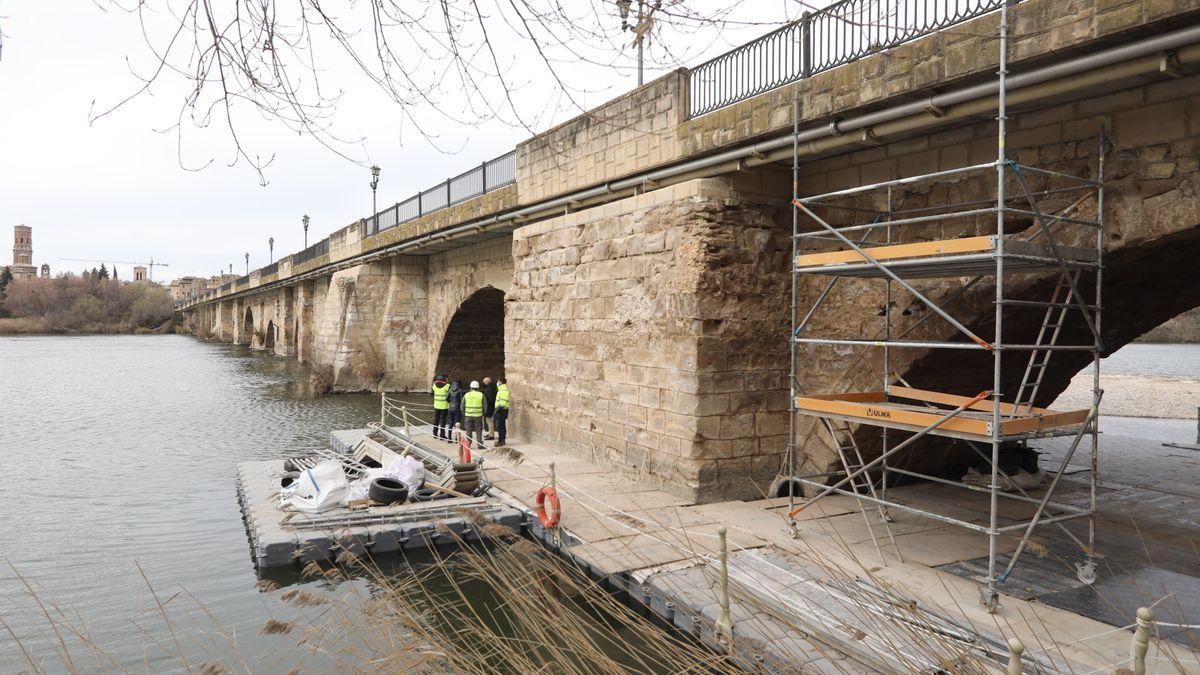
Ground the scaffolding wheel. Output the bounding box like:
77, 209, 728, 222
980, 587, 1001, 614
1075, 561, 1096, 585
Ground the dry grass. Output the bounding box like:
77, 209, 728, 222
0, 317, 49, 334
5, 521, 1195, 673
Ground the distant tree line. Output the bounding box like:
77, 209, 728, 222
0, 270, 175, 333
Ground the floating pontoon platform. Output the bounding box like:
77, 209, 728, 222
237, 429, 523, 569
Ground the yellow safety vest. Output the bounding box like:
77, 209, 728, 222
463, 390, 485, 417
432, 382, 450, 410
495, 385, 510, 409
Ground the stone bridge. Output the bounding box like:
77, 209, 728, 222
181, 0, 1200, 503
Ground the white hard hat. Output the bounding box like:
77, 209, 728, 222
470, 380, 480, 389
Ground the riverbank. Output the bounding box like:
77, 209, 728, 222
1052, 344, 1200, 419
0, 316, 178, 335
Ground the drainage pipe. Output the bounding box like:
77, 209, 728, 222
188, 23, 1200, 307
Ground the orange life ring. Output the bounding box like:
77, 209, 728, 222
459, 434, 472, 463
535, 486, 561, 528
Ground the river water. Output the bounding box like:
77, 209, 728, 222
1, 336, 1197, 671
0, 335, 408, 672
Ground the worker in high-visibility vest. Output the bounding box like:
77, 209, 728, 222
431, 375, 451, 440
461, 380, 487, 450
493, 378, 511, 447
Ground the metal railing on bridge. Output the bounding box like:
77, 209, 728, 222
366, 149, 517, 237
688, 0, 1009, 117
292, 237, 331, 266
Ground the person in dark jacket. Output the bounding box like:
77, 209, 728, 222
483, 377, 499, 440
446, 380, 464, 444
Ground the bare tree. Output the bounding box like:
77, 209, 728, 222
91, 1, 795, 181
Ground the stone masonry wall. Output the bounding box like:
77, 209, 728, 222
516, 72, 684, 204
508, 178, 790, 502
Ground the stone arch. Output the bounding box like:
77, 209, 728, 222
265, 320, 276, 351
241, 304, 254, 346
433, 286, 505, 385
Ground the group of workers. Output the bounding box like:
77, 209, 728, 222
430, 375, 510, 449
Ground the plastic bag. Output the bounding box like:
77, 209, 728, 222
384, 456, 425, 495
344, 468, 386, 503
281, 460, 349, 512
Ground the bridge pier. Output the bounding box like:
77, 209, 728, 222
508, 177, 791, 502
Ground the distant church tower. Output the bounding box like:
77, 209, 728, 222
134, 265, 148, 282
11, 225, 37, 279
40, 263, 50, 277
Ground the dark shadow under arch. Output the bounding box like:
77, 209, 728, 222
242, 305, 254, 346
434, 287, 505, 384
265, 320, 276, 350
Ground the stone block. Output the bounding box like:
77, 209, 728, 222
1116, 101, 1188, 147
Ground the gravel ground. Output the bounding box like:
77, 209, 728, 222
1053, 372, 1200, 419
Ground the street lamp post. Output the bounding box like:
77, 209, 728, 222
269, 237, 274, 264
245, 252, 249, 275
302, 214, 310, 249
616, 0, 659, 86
370, 165, 381, 219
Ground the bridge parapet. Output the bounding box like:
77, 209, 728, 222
180, 0, 1200, 314
680, 0, 1200, 157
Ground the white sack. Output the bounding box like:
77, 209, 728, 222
281, 460, 349, 512
345, 468, 387, 503
384, 456, 425, 495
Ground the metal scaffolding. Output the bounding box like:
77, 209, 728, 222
783, 2, 1105, 611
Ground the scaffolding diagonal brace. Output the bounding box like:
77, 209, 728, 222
999, 389, 1104, 581
793, 199, 993, 350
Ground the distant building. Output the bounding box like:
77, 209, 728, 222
40, 263, 49, 277
10, 225, 37, 279
209, 273, 238, 288
169, 276, 208, 302
133, 265, 148, 282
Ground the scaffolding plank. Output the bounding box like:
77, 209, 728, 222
794, 390, 1089, 442
795, 235, 995, 267
891, 385, 1053, 416
795, 393, 989, 437
793, 236, 1097, 279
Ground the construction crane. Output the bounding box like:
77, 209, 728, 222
60, 257, 170, 281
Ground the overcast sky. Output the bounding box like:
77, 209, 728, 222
0, 2, 806, 281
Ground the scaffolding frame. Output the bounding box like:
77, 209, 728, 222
782, 2, 1105, 611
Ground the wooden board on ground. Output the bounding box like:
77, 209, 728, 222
878, 526, 1019, 567
566, 533, 700, 575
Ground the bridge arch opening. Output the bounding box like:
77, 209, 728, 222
241, 305, 254, 346
434, 287, 505, 385
264, 320, 276, 351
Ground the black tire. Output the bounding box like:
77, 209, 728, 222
369, 478, 409, 505
280, 472, 300, 488
412, 487, 442, 502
